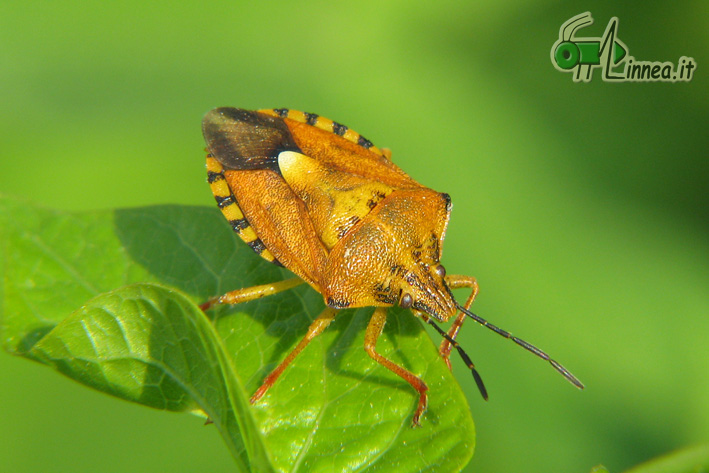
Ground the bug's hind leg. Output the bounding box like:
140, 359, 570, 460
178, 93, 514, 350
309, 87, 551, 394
365, 308, 428, 426
439, 275, 479, 370
199, 277, 304, 311
250, 306, 337, 403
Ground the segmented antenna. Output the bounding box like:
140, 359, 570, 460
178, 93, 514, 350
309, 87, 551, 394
424, 318, 488, 400
456, 303, 585, 390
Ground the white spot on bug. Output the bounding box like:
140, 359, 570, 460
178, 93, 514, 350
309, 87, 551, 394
277, 150, 302, 173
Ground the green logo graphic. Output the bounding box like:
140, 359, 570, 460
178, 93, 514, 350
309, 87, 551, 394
551, 12, 697, 82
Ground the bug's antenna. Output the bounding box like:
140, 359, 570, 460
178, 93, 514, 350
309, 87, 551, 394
424, 318, 488, 400
455, 303, 585, 390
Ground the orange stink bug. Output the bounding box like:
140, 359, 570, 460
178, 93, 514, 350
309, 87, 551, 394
200, 107, 583, 426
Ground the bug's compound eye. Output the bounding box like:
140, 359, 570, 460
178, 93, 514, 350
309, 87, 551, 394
434, 264, 446, 279
400, 293, 413, 309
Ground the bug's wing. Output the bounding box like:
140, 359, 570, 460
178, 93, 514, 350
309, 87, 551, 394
203, 108, 298, 171
203, 108, 328, 289
225, 168, 328, 289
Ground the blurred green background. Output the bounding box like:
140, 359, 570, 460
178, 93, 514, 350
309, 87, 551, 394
1, 0, 707, 472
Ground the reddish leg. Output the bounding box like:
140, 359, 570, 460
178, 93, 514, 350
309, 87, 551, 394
365, 308, 428, 426
250, 307, 337, 403
439, 275, 479, 370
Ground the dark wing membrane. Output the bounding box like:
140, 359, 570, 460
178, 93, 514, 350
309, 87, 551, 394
202, 108, 300, 172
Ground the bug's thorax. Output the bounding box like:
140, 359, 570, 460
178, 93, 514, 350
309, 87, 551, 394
321, 189, 457, 322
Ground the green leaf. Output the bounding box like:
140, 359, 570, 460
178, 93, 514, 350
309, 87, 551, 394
621, 443, 709, 473
29, 283, 271, 472
0, 194, 475, 472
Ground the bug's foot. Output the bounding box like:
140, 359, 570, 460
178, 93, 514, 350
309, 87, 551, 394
250, 385, 269, 404
199, 297, 219, 311
198, 301, 211, 311
411, 393, 428, 427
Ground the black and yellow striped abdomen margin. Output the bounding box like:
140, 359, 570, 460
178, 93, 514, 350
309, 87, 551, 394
206, 154, 282, 266
259, 108, 385, 158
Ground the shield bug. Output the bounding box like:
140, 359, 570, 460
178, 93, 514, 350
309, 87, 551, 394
201, 107, 584, 426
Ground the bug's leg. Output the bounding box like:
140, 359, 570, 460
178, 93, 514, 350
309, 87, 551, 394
365, 307, 428, 426
199, 277, 304, 311
250, 307, 337, 403
439, 275, 479, 370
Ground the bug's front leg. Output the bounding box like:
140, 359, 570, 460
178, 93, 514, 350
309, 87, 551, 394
365, 307, 428, 426
439, 275, 479, 370
251, 306, 337, 403
199, 277, 304, 311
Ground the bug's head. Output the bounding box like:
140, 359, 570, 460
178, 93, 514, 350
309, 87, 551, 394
395, 257, 457, 323
322, 189, 458, 322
